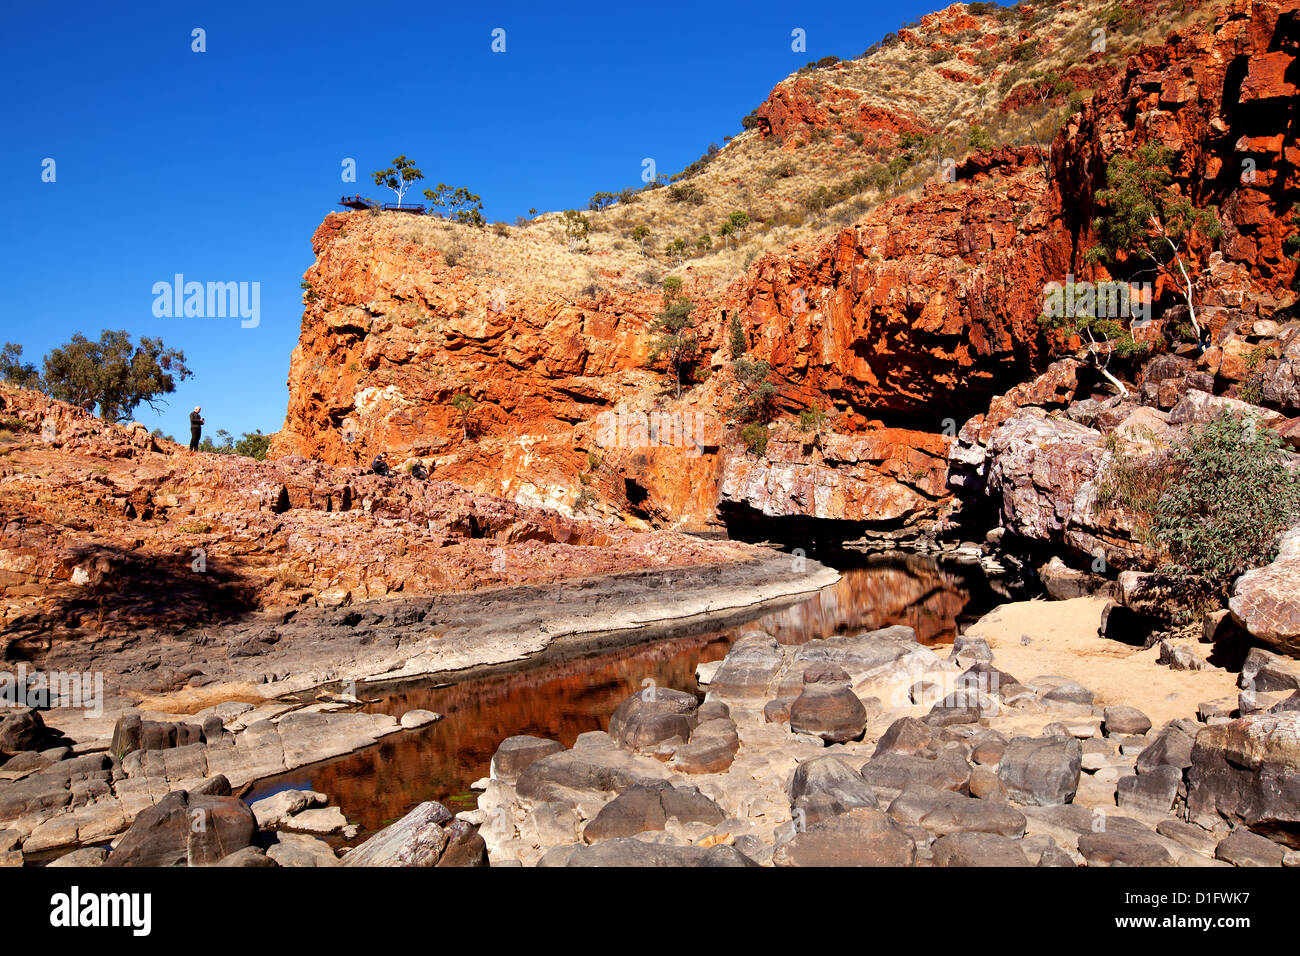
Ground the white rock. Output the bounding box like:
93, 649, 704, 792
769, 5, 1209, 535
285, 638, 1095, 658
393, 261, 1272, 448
400, 709, 442, 729
281, 806, 349, 836
250, 788, 326, 828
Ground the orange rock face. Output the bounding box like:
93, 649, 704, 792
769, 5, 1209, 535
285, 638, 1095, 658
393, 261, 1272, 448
274, 0, 1299, 539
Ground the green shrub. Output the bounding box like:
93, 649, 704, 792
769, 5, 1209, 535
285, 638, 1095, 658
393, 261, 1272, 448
1150, 411, 1300, 597
730, 358, 775, 423
798, 404, 828, 434
741, 422, 769, 457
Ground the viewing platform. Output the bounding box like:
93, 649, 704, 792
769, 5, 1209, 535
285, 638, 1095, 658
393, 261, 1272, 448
337, 195, 426, 214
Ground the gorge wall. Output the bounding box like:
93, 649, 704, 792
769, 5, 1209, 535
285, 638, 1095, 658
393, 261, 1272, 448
273, 0, 1299, 548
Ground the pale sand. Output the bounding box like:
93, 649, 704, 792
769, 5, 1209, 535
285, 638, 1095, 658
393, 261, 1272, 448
964, 596, 1239, 729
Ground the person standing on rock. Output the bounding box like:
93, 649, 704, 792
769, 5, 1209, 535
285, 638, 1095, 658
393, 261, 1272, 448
189, 406, 204, 451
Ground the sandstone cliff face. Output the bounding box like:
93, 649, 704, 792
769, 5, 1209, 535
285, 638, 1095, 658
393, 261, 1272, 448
274, 0, 1299, 542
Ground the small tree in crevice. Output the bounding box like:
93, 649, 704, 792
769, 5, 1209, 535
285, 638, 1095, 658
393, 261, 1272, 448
1086, 143, 1222, 343
646, 280, 699, 399
730, 357, 776, 424
1039, 280, 1145, 397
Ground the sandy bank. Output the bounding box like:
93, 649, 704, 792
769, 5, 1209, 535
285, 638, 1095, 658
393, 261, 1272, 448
964, 596, 1238, 728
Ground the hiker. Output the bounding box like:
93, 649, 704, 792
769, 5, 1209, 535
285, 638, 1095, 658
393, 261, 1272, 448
189, 406, 204, 451
410, 460, 429, 480
371, 452, 392, 477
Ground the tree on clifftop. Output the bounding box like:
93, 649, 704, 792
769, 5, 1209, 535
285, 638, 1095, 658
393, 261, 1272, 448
1086, 143, 1222, 343
41, 330, 192, 422
424, 184, 484, 226
372, 155, 424, 206
0, 343, 40, 389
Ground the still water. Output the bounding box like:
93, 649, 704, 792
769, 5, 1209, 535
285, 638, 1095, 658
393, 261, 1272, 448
246, 555, 1000, 835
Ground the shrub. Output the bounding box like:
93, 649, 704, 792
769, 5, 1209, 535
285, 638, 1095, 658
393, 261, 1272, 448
1150, 411, 1300, 597
730, 357, 776, 423
1237, 347, 1270, 405
741, 423, 768, 457
450, 392, 477, 437
646, 284, 699, 397
968, 125, 995, 151
235, 430, 273, 461
798, 403, 828, 435
728, 314, 746, 358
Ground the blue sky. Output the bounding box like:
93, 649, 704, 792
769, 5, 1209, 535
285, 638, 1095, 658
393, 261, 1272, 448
0, 0, 938, 440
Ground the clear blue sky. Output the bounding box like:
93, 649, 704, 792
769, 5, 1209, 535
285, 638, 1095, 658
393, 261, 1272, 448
0, 0, 938, 441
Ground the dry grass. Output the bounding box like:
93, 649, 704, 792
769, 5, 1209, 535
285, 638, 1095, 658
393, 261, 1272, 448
352, 0, 1223, 299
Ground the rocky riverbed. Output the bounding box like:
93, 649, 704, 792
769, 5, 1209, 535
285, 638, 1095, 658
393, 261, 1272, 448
6, 577, 1299, 867
460, 597, 1300, 867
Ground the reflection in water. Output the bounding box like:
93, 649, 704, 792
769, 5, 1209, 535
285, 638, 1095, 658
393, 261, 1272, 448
246, 556, 996, 837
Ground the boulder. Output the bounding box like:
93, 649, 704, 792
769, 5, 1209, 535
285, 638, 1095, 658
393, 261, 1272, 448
0, 709, 47, 755
48, 847, 108, 868
670, 732, 737, 774
1103, 705, 1152, 737
787, 756, 878, 815
216, 846, 277, 867
1230, 528, 1300, 657
931, 831, 1031, 867
489, 736, 565, 784
1042, 681, 1095, 708
267, 833, 339, 867
435, 819, 489, 867
860, 749, 971, 795
707, 633, 784, 698
1077, 830, 1174, 866
1136, 720, 1199, 773
1187, 713, 1300, 846
250, 788, 325, 829
763, 698, 794, 723
582, 784, 723, 843
998, 736, 1082, 806
1215, 829, 1288, 867
1116, 765, 1182, 815
399, 709, 441, 729
1040, 556, 1114, 600
872, 717, 933, 758
546, 838, 756, 867
514, 737, 670, 803
772, 809, 915, 867
342, 801, 452, 866
886, 785, 1027, 838
1240, 647, 1300, 694
925, 691, 993, 727
607, 689, 699, 753
788, 683, 867, 743
103, 790, 257, 867
948, 636, 993, 665
280, 806, 348, 836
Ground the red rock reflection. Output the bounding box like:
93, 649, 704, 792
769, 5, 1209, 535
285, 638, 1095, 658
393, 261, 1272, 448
246, 558, 983, 837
